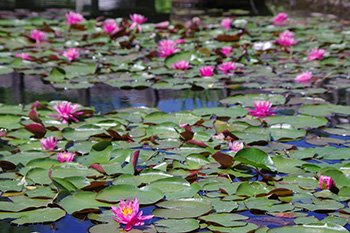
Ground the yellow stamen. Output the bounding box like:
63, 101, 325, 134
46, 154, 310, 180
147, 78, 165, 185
121, 207, 132, 216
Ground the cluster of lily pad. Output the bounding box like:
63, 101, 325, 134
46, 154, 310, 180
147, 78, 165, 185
1, 9, 350, 232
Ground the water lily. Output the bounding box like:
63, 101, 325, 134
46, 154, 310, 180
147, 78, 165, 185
218, 61, 236, 74
272, 12, 288, 26
199, 66, 215, 77
319, 175, 336, 190
221, 17, 232, 30
40, 136, 58, 151
15, 53, 32, 60
247, 100, 276, 118
307, 48, 325, 61
30, 29, 46, 44
171, 60, 190, 70
111, 197, 153, 231
50, 101, 83, 124
158, 39, 179, 58
295, 71, 313, 83
276, 31, 297, 47
220, 47, 232, 57
57, 151, 75, 163
103, 19, 118, 33
64, 11, 85, 25
129, 13, 147, 31
63, 48, 80, 61
229, 141, 244, 152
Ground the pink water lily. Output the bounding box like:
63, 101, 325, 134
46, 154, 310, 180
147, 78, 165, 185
171, 60, 190, 70
218, 61, 236, 74
276, 31, 297, 47
272, 12, 288, 26
103, 19, 118, 33
63, 48, 80, 61
229, 141, 244, 152
40, 136, 58, 151
111, 197, 153, 231
50, 101, 83, 124
319, 175, 336, 190
221, 17, 232, 30
220, 47, 232, 57
247, 100, 276, 118
307, 48, 325, 61
15, 53, 32, 60
57, 151, 75, 163
295, 71, 313, 83
30, 29, 46, 44
158, 39, 179, 58
64, 11, 85, 25
129, 13, 147, 31
199, 66, 215, 77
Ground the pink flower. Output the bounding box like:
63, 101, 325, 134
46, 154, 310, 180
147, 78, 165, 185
40, 136, 58, 151
220, 47, 232, 57
272, 13, 288, 26
229, 141, 244, 152
50, 101, 83, 124
199, 66, 215, 77
171, 60, 190, 70
218, 61, 236, 74
111, 197, 153, 231
185, 17, 201, 29
15, 53, 32, 60
276, 31, 297, 47
64, 11, 85, 25
63, 48, 80, 61
175, 39, 186, 44
103, 19, 118, 33
307, 48, 325, 61
295, 71, 313, 83
247, 101, 276, 118
319, 175, 336, 190
30, 29, 46, 44
221, 17, 232, 30
57, 151, 75, 163
129, 14, 147, 32
158, 39, 179, 58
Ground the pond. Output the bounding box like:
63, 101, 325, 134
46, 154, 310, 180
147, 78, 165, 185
1, 2, 350, 233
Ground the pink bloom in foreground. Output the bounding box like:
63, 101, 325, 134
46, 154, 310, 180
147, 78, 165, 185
50, 101, 83, 124
30, 29, 46, 44
276, 31, 297, 47
319, 175, 336, 190
57, 151, 75, 163
295, 71, 313, 83
221, 17, 232, 30
272, 12, 288, 26
171, 60, 190, 70
247, 100, 276, 118
158, 39, 179, 58
112, 197, 153, 231
220, 47, 232, 57
199, 66, 215, 77
218, 61, 236, 74
15, 53, 32, 60
64, 11, 85, 25
229, 141, 244, 152
40, 136, 58, 151
63, 48, 80, 61
103, 19, 118, 33
129, 13, 147, 32
307, 48, 325, 61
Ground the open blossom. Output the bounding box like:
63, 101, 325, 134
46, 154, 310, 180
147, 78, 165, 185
171, 60, 190, 70
158, 39, 179, 58
30, 29, 46, 44
64, 11, 85, 25
272, 12, 288, 26
112, 197, 153, 231
63, 48, 80, 61
103, 19, 118, 33
129, 13, 147, 31
247, 100, 276, 118
229, 141, 244, 152
199, 66, 215, 77
319, 175, 336, 190
40, 136, 58, 151
15, 53, 32, 60
50, 101, 83, 124
185, 17, 201, 29
276, 31, 297, 47
307, 48, 325, 61
295, 71, 313, 83
220, 47, 232, 57
218, 61, 236, 74
57, 151, 75, 163
221, 17, 232, 30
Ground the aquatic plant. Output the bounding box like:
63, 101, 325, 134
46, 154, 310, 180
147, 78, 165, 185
199, 66, 215, 77
64, 11, 85, 25
40, 136, 58, 151
247, 100, 276, 118
57, 151, 75, 163
129, 13, 147, 31
50, 101, 83, 124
